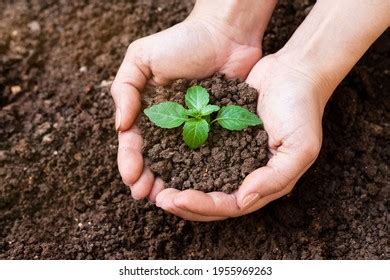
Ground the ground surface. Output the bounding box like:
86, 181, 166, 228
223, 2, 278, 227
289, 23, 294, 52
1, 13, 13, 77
140, 75, 268, 193
0, 0, 389, 259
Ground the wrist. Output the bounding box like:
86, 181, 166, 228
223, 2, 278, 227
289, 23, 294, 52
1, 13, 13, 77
272, 51, 334, 111
189, 0, 277, 45
276, 0, 389, 104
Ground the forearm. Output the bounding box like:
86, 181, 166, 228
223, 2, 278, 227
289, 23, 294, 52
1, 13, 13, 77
190, 0, 278, 42
277, 0, 389, 104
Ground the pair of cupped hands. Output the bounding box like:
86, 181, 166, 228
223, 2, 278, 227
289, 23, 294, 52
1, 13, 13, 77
111, 14, 328, 221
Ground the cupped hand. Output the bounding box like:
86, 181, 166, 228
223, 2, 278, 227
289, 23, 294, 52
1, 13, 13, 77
156, 54, 332, 221
111, 15, 262, 202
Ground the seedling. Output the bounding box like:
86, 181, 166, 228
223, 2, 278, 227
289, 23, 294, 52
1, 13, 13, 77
144, 85, 262, 149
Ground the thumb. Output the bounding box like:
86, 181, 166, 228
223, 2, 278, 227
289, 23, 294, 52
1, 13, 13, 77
111, 42, 151, 131
236, 133, 321, 209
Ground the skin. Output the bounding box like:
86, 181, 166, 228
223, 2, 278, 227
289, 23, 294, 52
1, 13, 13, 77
112, 0, 389, 221
112, 0, 277, 200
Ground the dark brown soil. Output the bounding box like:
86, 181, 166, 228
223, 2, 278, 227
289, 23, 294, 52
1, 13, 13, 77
0, 0, 389, 259
139, 75, 268, 193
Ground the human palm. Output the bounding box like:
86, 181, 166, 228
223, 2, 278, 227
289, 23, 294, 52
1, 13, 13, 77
111, 16, 262, 201
155, 55, 327, 221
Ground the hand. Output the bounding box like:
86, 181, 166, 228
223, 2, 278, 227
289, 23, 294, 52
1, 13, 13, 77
111, 1, 277, 202
152, 0, 389, 221
156, 54, 329, 221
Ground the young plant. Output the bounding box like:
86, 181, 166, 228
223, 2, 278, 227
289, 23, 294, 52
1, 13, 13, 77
144, 85, 262, 149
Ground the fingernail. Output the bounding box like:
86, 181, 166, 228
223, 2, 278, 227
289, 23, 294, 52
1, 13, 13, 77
115, 109, 121, 131
241, 193, 260, 209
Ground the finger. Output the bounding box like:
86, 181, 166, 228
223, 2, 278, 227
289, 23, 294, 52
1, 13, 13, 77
118, 127, 144, 186
148, 177, 165, 203
236, 136, 320, 209
155, 188, 180, 209
220, 46, 262, 80
111, 42, 151, 131
165, 206, 227, 222
173, 189, 239, 217
240, 179, 298, 216
129, 166, 154, 200
156, 188, 226, 221
174, 178, 298, 218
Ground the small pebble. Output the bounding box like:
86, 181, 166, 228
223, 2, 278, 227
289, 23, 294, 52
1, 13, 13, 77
304, 5, 314, 16
11, 85, 22, 95
42, 134, 54, 144
79, 66, 87, 73
99, 80, 112, 87
0, 150, 7, 161
35, 122, 51, 136
74, 153, 82, 161
27, 21, 41, 34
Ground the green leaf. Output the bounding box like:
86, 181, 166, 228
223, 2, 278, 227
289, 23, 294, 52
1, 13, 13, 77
200, 104, 220, 116
182, 119, 209, 149
216, 105, 262, 131
185, 85, 209, 111
184, 108, 199, 117
144, 102, 187, 128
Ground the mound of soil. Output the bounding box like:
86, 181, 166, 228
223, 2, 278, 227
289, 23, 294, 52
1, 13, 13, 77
0, 0, 388, 260
139, 75, 268, 193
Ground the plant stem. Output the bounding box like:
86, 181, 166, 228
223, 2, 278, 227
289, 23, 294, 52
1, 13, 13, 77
210, 118, 218, 125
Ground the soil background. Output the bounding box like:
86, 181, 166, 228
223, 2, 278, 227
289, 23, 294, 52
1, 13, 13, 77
0, 0, 389, 259
140, 75, 269, 194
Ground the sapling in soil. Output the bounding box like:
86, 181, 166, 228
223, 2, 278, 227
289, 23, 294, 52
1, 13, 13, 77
144, 85, 262, 149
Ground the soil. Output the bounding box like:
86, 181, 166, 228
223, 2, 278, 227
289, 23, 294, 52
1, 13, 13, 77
139, 75, 268, 193
0, 0, 389, 260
